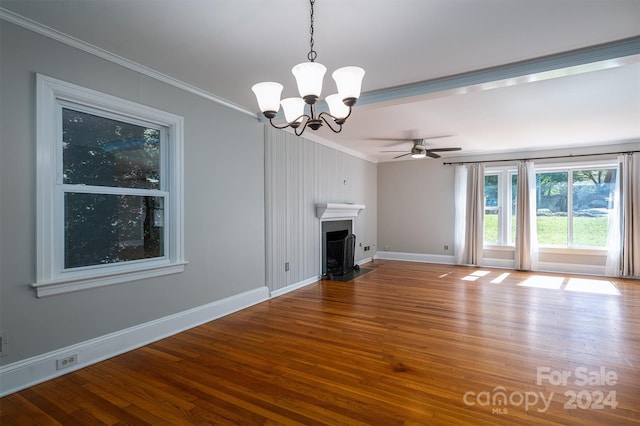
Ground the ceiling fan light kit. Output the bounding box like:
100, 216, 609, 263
411, 145, 427, 159
251, 0, 364, 136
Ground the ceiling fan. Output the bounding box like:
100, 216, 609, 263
380, 136, 462, 159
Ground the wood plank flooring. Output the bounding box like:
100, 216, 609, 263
2, 260, 639, 425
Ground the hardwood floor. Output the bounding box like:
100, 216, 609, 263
2, 260, 639, 425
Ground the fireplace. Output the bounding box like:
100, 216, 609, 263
321, 220, 357, 278
316, 203, 365, 280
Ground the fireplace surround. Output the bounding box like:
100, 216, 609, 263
316, 203, 365, 279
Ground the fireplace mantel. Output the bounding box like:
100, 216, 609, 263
316, 203, 365, 220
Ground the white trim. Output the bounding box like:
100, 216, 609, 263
316, 203, 365, 220
36, 74, 186, 296
270, 275, 321, 298
375, 251, 609, 276
538, 246, 608, 256
0, 286, 270, 397
357, 257, 374, 266
270, 257, 374, 298
293, 128, 378, 164
0, 8, 256, 118
482, 258, 516, 269
537, 261, 605, 277
31, 261, 189, 298
374, 251, 455, 265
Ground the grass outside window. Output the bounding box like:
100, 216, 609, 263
484, 214, 609, 247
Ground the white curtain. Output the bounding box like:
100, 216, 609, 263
621, 152, 640, 278
514, 161, 538, 271
456, 163, 484, 265
454, 165, 467, 265
604, 155, 622, 277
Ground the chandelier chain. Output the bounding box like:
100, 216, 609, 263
307, 0, 317, 62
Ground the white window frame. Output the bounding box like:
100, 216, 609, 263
534, 160, 618, 251
34, 74, 186, 297
484, 166, 517, 247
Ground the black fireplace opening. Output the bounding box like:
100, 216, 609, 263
322, 220, 358, 279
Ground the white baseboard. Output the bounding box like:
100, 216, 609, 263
374, 251, 455, 265
270, 258, 375, 298
270, 275, 321, 298
357, 256, 374, 265
374, 251, 611, 277
0, 286, 270, 397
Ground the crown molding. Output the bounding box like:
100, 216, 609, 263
292, 128, 379, 164
0, 7, 258, 118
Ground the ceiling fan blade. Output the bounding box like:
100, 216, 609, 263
428, 147, 462, 152
369, 135, 453, 142
426, 151, 441, 159
420, 135, 454, 140
393, 153, 411, 159
380, 150, 410, 153
368, 137, 413, 142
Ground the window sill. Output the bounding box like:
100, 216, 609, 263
483, 244, 515, 251
31, 261, 189, 298
538, 246, 607, 256
483, 245, 607, 256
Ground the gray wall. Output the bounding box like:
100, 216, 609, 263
0, 22, 265, 364
378, 159, 455, 255
265, 127, 377, 292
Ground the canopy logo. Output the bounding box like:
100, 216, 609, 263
462, 366, 618, 415
463, 387, 553, 414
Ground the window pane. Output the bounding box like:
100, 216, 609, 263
65, 193, 165, 269
484, 175, 499, 244
572, 169, 616, 247
536, 172, 568, 245
63, 108, 161, 189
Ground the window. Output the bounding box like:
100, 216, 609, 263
536, 165, 617, 248
484, 168, 517, 246
484, 163, 617, 250
35, 75, 185, 297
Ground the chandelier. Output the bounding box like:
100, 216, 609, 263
251, 0, 365, 136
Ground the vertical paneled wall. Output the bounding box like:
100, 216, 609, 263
265, 126, 377, 292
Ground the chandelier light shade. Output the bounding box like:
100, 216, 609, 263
325, 94, 350, 120
251, 82, 283, 118
332, 66, 366, 101
292, 62, 327, 101
281, 97, 306, 124
251, 0, 364, 136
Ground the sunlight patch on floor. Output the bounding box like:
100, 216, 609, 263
461, 270, 491, 281
518, 275, 565, 289
490, 272, 511, 284
458, 269, 621, 296
565, 278, 621, 295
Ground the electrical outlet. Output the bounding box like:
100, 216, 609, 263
285, 262, 290, 272
56, 354, 78, 370
0, 330, 8, 357
444, 245, 449, 251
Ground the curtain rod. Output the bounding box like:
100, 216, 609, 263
442, 150, 640, 166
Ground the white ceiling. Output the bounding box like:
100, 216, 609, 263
2, 0, 639, 161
